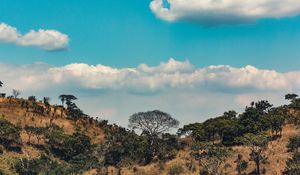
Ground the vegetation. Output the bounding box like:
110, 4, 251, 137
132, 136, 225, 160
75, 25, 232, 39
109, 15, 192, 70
0, 81, 300, 174
0, 116, 22, 151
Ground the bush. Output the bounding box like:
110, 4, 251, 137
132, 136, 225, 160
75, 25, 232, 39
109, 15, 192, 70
168, 164, 184, 175
287, 136, 300, 152
283, 152, 300, 174
0, 117, 21, 152
14, 154, 70, 175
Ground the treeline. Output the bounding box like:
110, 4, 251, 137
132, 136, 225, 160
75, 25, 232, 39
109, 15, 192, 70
1, 81, 300, 174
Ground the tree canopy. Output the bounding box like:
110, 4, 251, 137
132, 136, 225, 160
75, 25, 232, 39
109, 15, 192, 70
128, 110, 179, 136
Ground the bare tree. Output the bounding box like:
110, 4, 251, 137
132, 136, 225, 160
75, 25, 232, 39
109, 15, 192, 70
128, 110, 179, 136
12, 89, 21, 98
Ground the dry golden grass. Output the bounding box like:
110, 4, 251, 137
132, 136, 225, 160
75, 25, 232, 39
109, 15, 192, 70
1, 97, 299, 175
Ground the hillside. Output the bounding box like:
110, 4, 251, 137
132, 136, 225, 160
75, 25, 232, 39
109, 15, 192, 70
0, 95, 300, 175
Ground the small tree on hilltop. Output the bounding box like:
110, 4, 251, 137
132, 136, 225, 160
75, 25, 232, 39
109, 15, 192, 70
12, 89, 21, 98
285, 94, 299, 101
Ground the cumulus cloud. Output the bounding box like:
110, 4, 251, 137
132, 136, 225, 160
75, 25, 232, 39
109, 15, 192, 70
1, 59, 298, 125
150, 0, 300, 25
0, 23, 69, 51
0, 59, 299, 93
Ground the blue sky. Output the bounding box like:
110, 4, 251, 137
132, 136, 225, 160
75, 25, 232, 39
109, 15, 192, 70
1, 0, 300, 126
1, 0, 300, 71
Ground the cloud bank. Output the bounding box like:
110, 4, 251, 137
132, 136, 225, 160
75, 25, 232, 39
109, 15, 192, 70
0, 58, 299, 93
0, 59, 298, 125
150, 0, 300, 25
0, 23, 69, 51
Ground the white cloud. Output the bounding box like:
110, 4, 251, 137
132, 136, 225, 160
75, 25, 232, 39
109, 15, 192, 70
0, 59, 299, 93
0, 59, 298, 126
0, 23, 69, 51
150, 0, 300, 25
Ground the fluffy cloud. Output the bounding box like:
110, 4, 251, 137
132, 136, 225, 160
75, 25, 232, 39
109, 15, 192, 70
0, 23, 69, 51
150, 0, 300, 25
1, 59, 299, 125
0, 59, 299, 93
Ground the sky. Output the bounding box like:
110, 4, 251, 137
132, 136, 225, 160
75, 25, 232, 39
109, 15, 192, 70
1, 0, 300, 127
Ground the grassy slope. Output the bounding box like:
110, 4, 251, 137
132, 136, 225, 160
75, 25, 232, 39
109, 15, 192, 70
0, 97, 299, 175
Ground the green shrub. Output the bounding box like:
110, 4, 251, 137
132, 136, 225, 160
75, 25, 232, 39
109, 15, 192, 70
283, 152, 300, 174
0, 117, 21, 152
168, 164, 184, 175
14, 154, 70, 175
287, 136, 300, 152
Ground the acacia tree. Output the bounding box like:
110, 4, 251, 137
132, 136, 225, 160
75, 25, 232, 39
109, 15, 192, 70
59, 94, 77, 107
128, 110, 179, 164
128, 110, 179, 137
285, 94, 299, 101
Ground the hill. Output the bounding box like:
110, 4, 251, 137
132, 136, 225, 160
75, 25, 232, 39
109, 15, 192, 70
0, 94, 300, 175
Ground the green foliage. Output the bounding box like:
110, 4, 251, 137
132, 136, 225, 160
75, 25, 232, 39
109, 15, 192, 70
28, 96, 36, 102
14, 154, 70, 175
104, 124, 179, 166
0, 117, 21, 151
287, 136, 300, 152
42, 124, 99, 172
191, 143, 230, 175
239, 101, 272, 135
283, 152, 300, 175
267, 108, 285, 137
240, 133, 269, 175
235, 154, 248, 175
168, 164, 184, 175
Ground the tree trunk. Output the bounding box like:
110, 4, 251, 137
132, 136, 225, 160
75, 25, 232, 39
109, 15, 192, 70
256, 160, 260, 175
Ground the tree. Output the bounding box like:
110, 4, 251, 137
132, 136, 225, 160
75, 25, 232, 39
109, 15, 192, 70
267, 108, 285, 137
235, 154, 248, 175
0, 117, 22, 151
43, 97, 50, 107
59, 95, 67, 107
59, 94, 77, 107
128, 110, 179, 137
192, 143, 230, 175
28, 96, 36, 102
24, 125, 35, 144
285, 94, 299, 101
12, 89, 21, 98
283, 152, 300, 174
287, 136, 300, 153
14, 154, 71, 175
239, 101, 273, 134
0, 81, 3, 87
34, 127, 45, 144
241, 133, 269, 175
